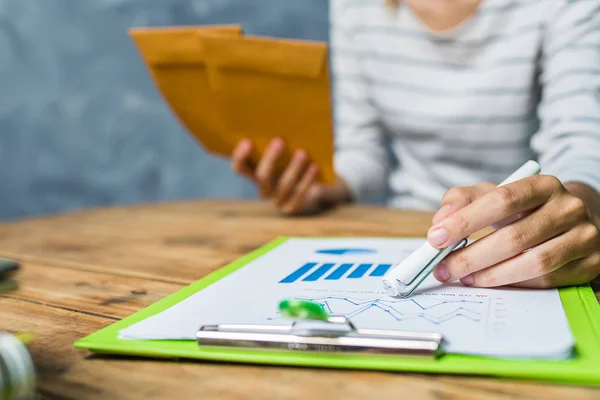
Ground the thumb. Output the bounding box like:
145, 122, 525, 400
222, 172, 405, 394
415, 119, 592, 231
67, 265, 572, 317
304, 183, 344, 213
432, 182, 496, 224
304, 184, 326, 211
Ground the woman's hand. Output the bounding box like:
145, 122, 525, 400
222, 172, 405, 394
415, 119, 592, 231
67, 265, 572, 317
231, 138, 351, 215
429, 175, 600, 288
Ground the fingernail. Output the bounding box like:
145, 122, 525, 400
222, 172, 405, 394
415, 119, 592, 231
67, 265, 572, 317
461, 275, 474, 286
428, 226, 448, 247
271, 138, 284, 149
432, 204, 451, 224
434, 263, 450, 282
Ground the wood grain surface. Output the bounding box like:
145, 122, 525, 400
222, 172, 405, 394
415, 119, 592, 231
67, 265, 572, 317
0, 200, 599, 400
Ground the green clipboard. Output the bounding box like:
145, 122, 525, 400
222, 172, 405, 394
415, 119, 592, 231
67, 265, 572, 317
74, 237, 600, 386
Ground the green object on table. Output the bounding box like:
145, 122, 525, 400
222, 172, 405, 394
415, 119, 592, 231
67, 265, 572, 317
279, 299, 329, 322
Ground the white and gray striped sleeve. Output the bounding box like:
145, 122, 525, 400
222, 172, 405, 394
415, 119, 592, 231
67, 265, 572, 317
329, 0, 389, 201
531, 0, 600, 193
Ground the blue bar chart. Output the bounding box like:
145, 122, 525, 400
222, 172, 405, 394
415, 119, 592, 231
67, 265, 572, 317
303, 263, 336, 281
279, 262, 393, 283
279, 263, 318, 283
348, 264, 372, 278
370, 264, 392, 277
325, 264, 354, 280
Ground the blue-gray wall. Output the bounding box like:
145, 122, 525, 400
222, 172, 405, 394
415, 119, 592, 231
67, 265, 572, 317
0, 0, 331, 220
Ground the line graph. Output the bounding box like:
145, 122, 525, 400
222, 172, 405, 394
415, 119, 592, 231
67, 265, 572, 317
272, 296, 487, 325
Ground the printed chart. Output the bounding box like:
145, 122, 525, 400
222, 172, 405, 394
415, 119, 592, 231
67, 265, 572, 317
120, 238, 574, 359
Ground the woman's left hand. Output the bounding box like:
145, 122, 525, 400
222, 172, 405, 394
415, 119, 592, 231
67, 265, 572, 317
429, 175, 600, 288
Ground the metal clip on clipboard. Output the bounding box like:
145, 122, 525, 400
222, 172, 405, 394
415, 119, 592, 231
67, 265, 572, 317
197, 300, 444, 357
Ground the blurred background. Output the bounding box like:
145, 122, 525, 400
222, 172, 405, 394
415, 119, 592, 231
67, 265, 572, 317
0, 0, 389, 221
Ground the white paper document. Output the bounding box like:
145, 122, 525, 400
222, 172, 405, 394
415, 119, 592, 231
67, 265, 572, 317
120, 238, 575, 359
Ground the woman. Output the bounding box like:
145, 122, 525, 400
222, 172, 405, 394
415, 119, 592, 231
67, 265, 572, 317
230, 0, 600, 289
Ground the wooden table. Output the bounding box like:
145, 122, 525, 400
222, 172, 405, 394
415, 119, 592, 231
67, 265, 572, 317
0, 201, 599, 400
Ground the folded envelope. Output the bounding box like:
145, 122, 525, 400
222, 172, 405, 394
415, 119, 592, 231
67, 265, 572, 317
129, 25, 335, 185
200, 34, 335, 185
128, 25, 243, 155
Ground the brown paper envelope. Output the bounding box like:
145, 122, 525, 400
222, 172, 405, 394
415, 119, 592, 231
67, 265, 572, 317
200, 35, 336, 186
128, 25, 243, 155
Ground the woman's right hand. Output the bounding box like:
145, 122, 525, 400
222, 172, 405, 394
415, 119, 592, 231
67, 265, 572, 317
231, 138, 351, 215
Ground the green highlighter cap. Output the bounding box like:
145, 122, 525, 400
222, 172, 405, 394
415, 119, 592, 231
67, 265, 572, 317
278, 299, 329, 322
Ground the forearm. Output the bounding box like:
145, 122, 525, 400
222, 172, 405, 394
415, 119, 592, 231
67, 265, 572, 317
565, 182, 600, 227
531, 0, 600, 230
330, 0, 389, 203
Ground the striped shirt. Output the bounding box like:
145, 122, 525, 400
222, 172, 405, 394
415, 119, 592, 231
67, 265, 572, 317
330, 0, 600, 211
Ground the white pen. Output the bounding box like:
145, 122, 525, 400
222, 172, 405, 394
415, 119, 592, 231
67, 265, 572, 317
382, 160, 542, 297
